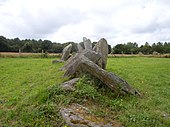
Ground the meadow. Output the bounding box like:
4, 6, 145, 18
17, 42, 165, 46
0, 57, 170, 127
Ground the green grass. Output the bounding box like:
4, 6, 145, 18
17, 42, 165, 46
107, 57, 170, 127
0, 58, 65, 126
0, 57, 170, 126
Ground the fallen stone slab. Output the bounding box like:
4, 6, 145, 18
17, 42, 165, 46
61, 78, 80, 91
52, 59, 64, 64
63, 55, 140, 96
55, 37, 140, 96
60, 103, 122, 127
61, 49, 101, 73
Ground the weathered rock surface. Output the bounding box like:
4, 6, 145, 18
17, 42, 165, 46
93, 43, 97, 52
60, 104, 122, 127
55, 37, 140, 126
52, 59, 64, 64
61, 49, 101, 73
83, 37, 92, 50
77, 43, 84, 53
60, 37, 140, 95
162, 112, 170, 119
54, 37, 140, 96
61, 44, 72, 61
63, 55, 139, 95
96, 38, 108, 69
61, 78, 79, 91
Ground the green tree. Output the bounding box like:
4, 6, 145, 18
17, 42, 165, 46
22, 41, 33, 52
50, 43, 63, 53
0, 36, 10, 52
140, 42, 151, 54
156, 42, 164, 53
164, 42, 170, 53
42, 40, 52, 52
152, 42, 164, 54
126, 42, 138, 54
113, 44, 126, 54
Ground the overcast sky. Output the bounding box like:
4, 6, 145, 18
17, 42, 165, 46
0, 0, 170, 46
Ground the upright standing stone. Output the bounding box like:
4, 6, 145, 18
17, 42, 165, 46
96, 38, 108, 69
77, 43, 84, 52
61, 44, 72, 61
83, 37, 92, 50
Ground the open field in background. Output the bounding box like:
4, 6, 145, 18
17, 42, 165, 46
0, 57, 170, 126
0, 52, 170, 58
0, 52, 62, 58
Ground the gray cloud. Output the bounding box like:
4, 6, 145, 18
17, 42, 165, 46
2, 5, 86, 39
130, 22, 158, 34
0, 0, 170, 46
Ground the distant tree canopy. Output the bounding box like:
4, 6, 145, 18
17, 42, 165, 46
0, 36, 79, 53
0, 36, 169, 54
112, 42, 170, 54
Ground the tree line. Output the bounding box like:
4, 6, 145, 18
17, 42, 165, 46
0, 36, 112, 53
113, 42, 170, 54
0, 36, 78, 53
0, 36, 169, 54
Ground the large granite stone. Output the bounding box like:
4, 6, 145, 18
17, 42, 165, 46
61, 44, 72, 61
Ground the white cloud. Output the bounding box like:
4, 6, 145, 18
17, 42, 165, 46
0, 0, 170, 46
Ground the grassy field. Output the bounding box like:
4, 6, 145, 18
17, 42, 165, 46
0, 57, 170, 127
1, 52, 170, 58
0, 52, 61, 58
